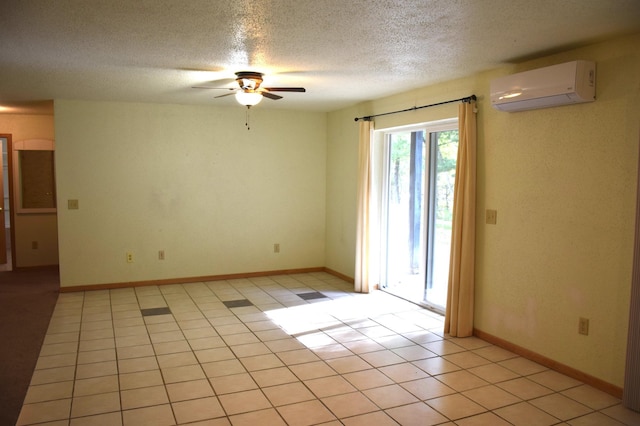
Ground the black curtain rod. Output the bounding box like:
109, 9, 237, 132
354, 94, 476, 122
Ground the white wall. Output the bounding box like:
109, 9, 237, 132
55, 100, 327, 287
325, 33, 640, 388
324, 106, 360, 277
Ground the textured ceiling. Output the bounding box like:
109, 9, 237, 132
1, 0, 639, 114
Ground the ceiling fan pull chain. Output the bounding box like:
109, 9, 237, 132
245, 106, 251, 130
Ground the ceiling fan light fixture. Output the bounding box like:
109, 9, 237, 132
235, 91, 263, 106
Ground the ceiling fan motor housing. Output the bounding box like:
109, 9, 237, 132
235, 71, 263, 91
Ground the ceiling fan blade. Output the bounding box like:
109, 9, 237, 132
192, 78, 237, 89
262, 92, 283, 100
263, 87, 306, 92
176, 66, 226, 73
193, 87, 236, 91
214, 91, 237, 99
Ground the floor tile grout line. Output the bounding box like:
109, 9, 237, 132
147, 309, 181, 426
71, 290, 88, 422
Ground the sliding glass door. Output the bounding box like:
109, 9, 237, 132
381, 122, 458, 312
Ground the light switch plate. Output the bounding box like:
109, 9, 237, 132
486, 209, 497, 225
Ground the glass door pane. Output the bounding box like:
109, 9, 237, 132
425, 130, 458, 310
383, 131, 427, 302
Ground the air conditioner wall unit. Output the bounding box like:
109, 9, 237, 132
490, 60, 596, 112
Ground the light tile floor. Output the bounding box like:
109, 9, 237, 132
16, 272, 640, 425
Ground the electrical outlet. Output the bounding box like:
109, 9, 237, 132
274, 243, 280, 253
486, 209, 497, 225
68, 199, 79, 210
578, 317, 590, 335
126, 252, 134, 263
158, 250, 165, 260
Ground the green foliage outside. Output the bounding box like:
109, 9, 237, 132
389, 129, 458, 224
435, 130, 458, 223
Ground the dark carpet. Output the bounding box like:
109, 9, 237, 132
0, 267, 59, 426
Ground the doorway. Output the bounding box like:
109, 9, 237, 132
380, 120, 458, 313
0, 135, 13, 271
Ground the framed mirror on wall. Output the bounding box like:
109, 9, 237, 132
13, 139, 56, 214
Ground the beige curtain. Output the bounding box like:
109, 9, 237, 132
355, 119, 373, 293
445, 100, 477, 337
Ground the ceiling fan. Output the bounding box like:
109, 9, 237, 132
193, 71, 306, 107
